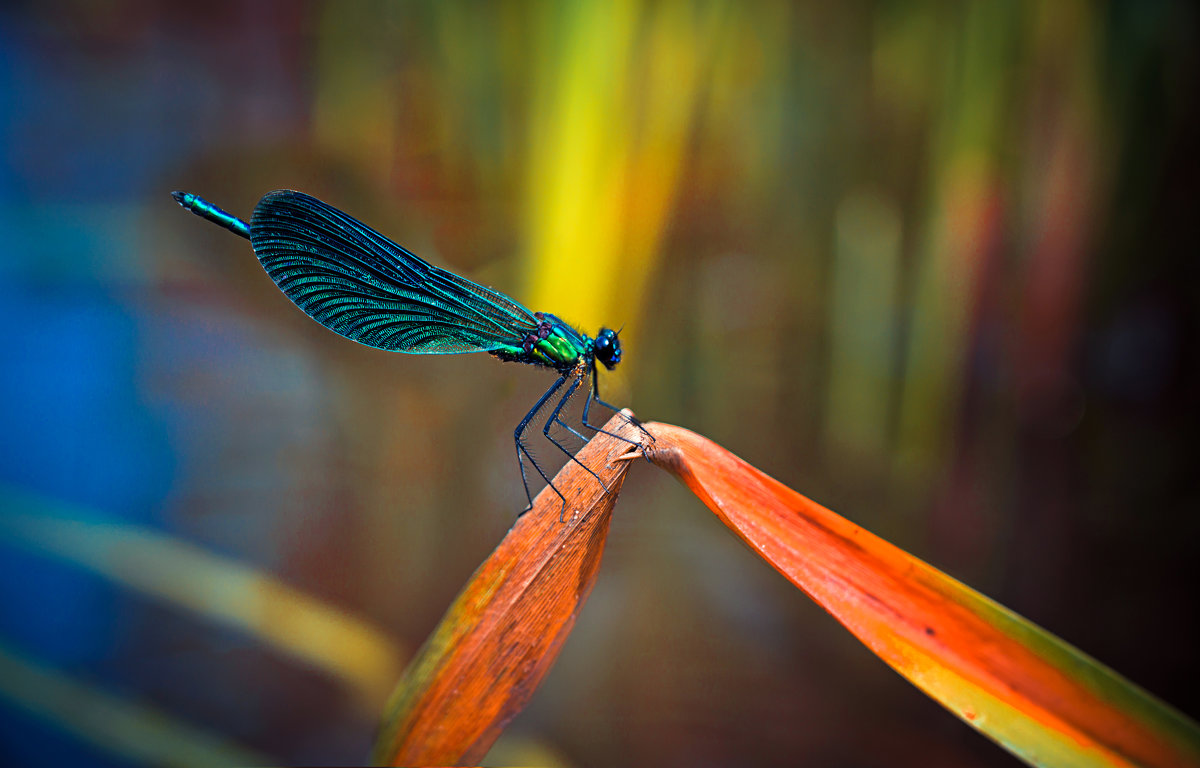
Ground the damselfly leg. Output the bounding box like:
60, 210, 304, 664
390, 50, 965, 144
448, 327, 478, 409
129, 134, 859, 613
515, 375, 568, 515
581, 373, 654, 446
542, 372, 610, 495
516, 369, 617, 520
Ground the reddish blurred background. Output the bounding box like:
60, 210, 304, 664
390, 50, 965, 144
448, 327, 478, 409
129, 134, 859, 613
1, 2, 1197, 766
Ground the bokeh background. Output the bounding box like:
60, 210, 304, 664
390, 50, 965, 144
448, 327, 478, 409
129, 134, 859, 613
2, 1, 1198, 766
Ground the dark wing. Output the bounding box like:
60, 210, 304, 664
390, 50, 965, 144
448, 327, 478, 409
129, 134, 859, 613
248, 190, 539, 354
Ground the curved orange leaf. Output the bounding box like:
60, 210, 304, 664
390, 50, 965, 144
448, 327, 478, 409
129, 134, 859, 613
371, 411, 643, 767
643, 421, 1200, 768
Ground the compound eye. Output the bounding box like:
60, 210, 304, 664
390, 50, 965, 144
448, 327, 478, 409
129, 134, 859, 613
595, 328, 621, 370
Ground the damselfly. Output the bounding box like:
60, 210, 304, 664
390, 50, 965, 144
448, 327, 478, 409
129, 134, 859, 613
172, 189, 644, 516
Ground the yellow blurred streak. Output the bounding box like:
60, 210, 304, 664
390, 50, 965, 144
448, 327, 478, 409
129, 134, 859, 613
524, 0, 636, 329
620, 2, 725, 317
524, 1, 724, 379
0, 485, 404, 711
0, 640, 271, 768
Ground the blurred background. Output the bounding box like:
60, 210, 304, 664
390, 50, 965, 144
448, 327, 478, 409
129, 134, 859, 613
2, 1, 1197, 766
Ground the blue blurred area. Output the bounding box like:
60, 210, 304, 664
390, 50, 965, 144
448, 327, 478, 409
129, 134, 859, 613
1, 10, 193, 763
0, 281, 173, 673
1, 16, 188, 203
0, 705, 127, 768
0, 144, 180, 768
0, 285, 173, 515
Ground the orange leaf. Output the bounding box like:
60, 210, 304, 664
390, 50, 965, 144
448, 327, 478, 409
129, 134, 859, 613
643, 421, 1200, 768
371, 411, 644, 767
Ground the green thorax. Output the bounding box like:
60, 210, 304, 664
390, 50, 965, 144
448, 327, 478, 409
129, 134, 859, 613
491, 312, 593, 372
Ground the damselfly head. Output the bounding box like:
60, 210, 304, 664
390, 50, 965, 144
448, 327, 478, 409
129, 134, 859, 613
594, 327, 622, 370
